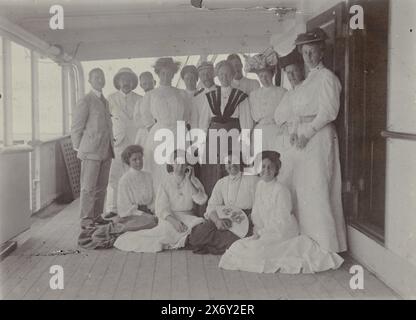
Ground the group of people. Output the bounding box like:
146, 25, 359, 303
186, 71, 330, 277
71, 27, 347, 274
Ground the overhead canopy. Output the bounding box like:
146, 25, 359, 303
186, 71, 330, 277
0, 0, 325, 61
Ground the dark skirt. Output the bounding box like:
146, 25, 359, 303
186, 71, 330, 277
185, 209, 253, 255
198, 118, 241, 197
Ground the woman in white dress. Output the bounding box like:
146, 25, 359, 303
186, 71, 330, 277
219, 151, 344, 273
277, 28, 347, 253
247, 59, 287, 153
117, 145, 155, 218
140, 57, 191, 193
114, 150, 207, 252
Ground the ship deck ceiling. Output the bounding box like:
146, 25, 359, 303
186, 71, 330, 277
0, 0, 311, 60
0, 199, 400, 300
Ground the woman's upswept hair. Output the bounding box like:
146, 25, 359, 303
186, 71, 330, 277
121, 144, 144, 166
214, 60, 236, 78
166, 149, 190, 173
260, 150, 281, 176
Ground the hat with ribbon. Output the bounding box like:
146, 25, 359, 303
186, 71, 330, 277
294, 27, 329, 46
113, 67, 138, 91
244, 47, 278, 73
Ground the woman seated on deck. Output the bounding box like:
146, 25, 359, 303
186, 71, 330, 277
114, 149, 207, 253
186, 152, 259, 255
219, 151, 344, 274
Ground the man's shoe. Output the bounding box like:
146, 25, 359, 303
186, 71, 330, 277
103, 211, 118, 219
81, 219, 95, 230
94, 217, 111, 225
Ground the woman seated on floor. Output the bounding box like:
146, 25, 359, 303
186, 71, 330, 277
219, 151, 344, 273
114, 149, 207, 252
186, 152, 259, 255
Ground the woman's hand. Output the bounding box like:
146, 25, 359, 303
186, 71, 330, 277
296, 134, 309, 149
167, 215, 188, 233
214, 217, 232, 230
185, 166, 194, 180
251, 232, 260, 240
290, 133, 298, 146
172, 219, 188, 233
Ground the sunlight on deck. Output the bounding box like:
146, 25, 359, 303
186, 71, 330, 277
0, 200, 400, 300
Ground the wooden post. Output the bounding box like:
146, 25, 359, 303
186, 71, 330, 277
61, 64, 70, 135
30, 50, 41, 212
2, 37, 12, 146
69, 65, 77, 120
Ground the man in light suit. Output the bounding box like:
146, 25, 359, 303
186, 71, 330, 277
71, 68, 115, 229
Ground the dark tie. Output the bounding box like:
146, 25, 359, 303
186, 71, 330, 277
99, 94, 107, 106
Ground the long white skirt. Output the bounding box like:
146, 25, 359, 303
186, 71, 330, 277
114, 213, 205, 253
219, 229, 344, 274
291, 123, 347, 253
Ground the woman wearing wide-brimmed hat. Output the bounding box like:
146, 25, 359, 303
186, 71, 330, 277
281, 28, 347, 253
140, 57, 191, 193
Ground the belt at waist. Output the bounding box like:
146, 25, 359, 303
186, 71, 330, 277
173, 210, 194, 216
256, 118, 275, 126
210, 117, 239, 125
298, 115, 316, 123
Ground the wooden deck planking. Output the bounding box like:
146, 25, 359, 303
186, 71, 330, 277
113, 252, 142, 300
0, 210, 77, 299
202, 254, 228, 300
131, 253, 156, 299
313, 270, 354, 300
187, 251, 210, 300
258, 273, 290, 300
94, 250, 128, 300
170, 250, 190, 300
221, 268, 250, 300
340, 257, 399, 299
277, 274, 313, 300
22, 221, 80, 299
151, 251, 172, 299
74, 249, 117, 300
0, 199, 401, 300
0, 203, 75, 285
58, 251, 100, 300
240, 272, 271, 300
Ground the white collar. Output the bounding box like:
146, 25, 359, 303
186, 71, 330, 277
118, 90, 132, 97
91, 88, 102, 98
229, 172, 242, 181
309, 62, 324, 73
128, 167, 142, 175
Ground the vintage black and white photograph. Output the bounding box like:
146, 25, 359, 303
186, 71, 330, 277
0, 0, 414, 303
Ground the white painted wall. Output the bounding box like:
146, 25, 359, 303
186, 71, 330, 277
385, 0, 416, 267
0, 148, 31, 244
346, 0, 416, 299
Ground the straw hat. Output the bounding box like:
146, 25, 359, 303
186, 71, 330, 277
113, 67, 138, 90
294, 27, 328, 46
153, 57, 181, 74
